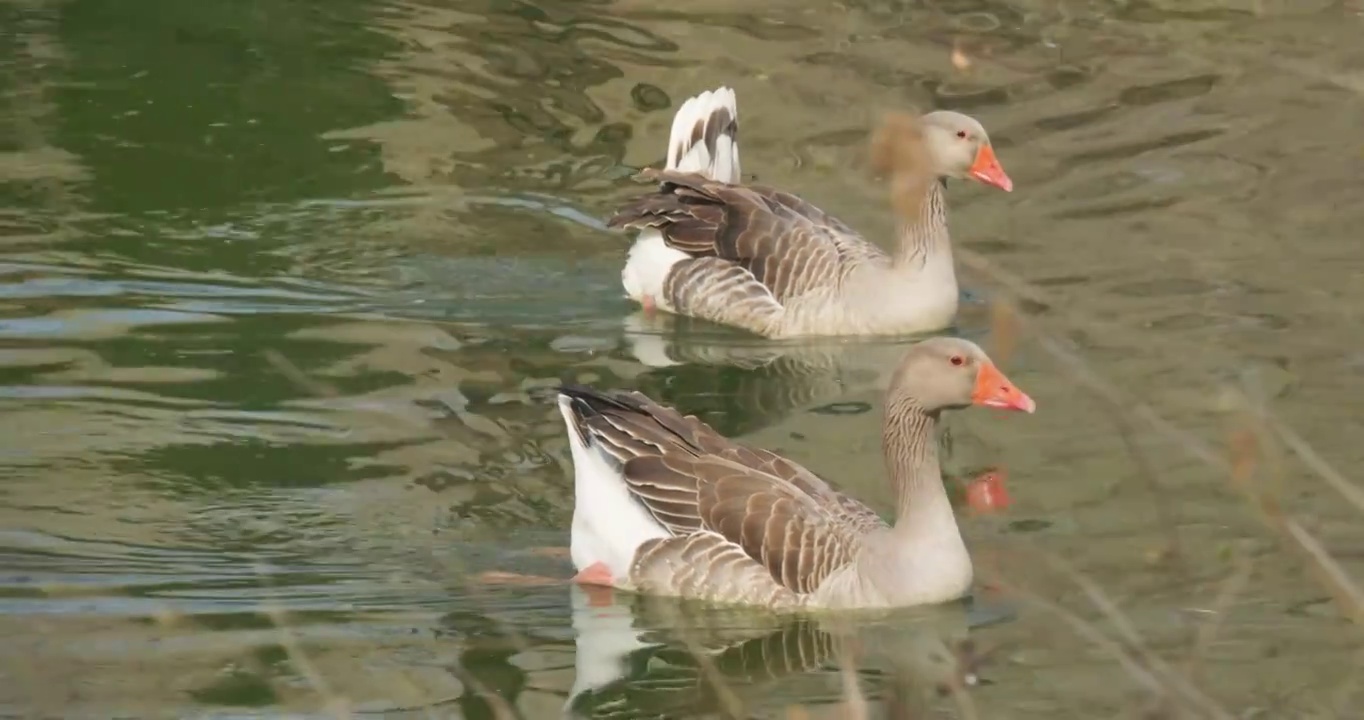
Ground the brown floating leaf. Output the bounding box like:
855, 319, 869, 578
869, 112, 924, 177
474, 570, 562, 587
869, 112, 935, 222
989, 298, 1020, 366
951, 37, 973, 72
1228, 425, 1258, 487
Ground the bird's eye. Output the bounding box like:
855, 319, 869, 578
955, 130, 968, 139
949, 355, 965, 366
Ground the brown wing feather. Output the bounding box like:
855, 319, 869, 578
561, 385, 869, 595
694, 464, 861, 595
607, 169, 885, 306
624, 450, 861, 595
661, 257, 786, 337
729, 444, 887, 535
631, 532, 804, 608
746, 184, 860, 238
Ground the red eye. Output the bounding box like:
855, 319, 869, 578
955, 130, 968, 139
949, 355, 965, 366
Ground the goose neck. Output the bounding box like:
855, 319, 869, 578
893, 179, 950, 269
881, 395, 946, 528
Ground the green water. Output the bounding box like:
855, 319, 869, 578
4, 0, 1364, 717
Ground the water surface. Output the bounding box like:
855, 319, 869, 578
3, 0, 1363, 717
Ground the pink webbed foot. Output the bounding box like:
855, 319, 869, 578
571, 561, 614, 587
572, 562, 616, 607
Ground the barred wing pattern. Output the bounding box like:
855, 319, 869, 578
560, 386, 883, 603
607, 170, 888, 335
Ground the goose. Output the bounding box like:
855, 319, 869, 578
554, 336, 1034, 610
609, 86, 1013, 339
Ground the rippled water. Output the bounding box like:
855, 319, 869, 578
3, 0, 1364, 717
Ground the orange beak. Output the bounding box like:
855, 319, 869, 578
971, 361, 1035, 413
968, 144, 1013, 192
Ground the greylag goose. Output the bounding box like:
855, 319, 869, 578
555, 336, 1034, 610
609, 86, 1012, 339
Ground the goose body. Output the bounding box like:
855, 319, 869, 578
556, 337, 1035, 610
610, 87, 1013, 339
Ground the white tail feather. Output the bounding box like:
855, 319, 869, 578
621, 229, 686, 307
557, 395, 669, 582
621, 87, 744, 304
665, 86, 742, 184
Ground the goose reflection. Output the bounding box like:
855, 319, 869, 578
618, 309, 1004, 461
565, 585, 990, 719
621, 311, 918, 433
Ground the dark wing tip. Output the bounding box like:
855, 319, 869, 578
555, 384, 651, 418
556, 382, 610, 409
556, 384, 631, 449
555, 382, 597, 399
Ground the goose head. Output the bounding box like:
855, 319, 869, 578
919, 111, 1012, 192
888, 337, 1034, 413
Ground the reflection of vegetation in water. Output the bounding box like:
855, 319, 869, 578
431, 589, 978, 720
3, 0, 1364, 715
340, 0, 681, 198
52, 0, 401, 214
188, 643, 294, 709
190, 667, 280, 708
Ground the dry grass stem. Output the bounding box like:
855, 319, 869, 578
988, 566, 1235, 720
1037, 552, 1234, 719
1261, 413, 1364, 518
254, 564, 352, 719
264, 200, 1364, 716
261, 348, 545, 715
958, 246, 1363, 532
944, 672, 981, 720
683, 632, 750, 719
448, 665, 521, 720
1183, 543, 1253, 685
984, 569, 1175, 702
1110, 409, 1187, 570
1225, 412, 1364, 628
1329, 645, 1364, 713
835, 640, 869, 720
264, 349, 342, 398
944, 243, 1364, 702
1281, 520, 1364, 626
